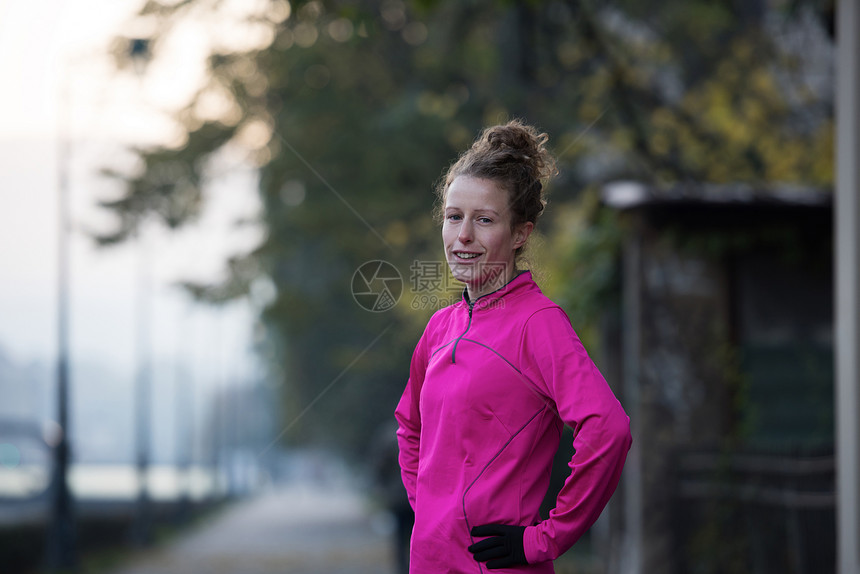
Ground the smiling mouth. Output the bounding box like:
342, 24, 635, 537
454, 252, 482, 260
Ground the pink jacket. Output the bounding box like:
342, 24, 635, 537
395, 272, 631, 573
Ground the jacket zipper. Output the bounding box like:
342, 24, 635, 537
450, 302, 474, 364
451, 274, 521, 364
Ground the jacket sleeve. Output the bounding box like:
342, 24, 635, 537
518, 307, 632, 564
394, 325, 430, 511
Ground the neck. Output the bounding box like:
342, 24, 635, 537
466, 266, 519, 302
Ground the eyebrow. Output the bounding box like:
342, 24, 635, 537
444, 206, 501, 216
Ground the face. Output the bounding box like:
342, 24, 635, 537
442, 176, 532, 300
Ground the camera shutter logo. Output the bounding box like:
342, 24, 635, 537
352, 260, 403, 312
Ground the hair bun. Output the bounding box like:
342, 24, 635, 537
480, 120, 555, 182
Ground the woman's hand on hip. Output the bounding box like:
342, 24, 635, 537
468, 523, 527, 569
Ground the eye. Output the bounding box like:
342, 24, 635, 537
446, 213, 462, 221
477, 216, 493, 224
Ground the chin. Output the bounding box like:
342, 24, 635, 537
448, 263, 478, 285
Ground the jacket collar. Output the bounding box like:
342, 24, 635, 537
461, 270, 535, 311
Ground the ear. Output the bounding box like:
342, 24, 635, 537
512, 222, 534, 250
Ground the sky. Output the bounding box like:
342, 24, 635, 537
0, 0, 265, 395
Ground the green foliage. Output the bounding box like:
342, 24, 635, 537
100, 0, 833, 459
536, 189, 623, 352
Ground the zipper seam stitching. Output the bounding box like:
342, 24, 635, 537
462, 404, 547, 573
451, 304, 473, 363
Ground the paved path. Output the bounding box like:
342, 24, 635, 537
106, 483, 397, 574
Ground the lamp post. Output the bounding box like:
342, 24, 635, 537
174, 300, 194, 524
45, 56, 77, 572
835, 3, 860, 573
129, 224, 153, 546
127, 37, 154, 547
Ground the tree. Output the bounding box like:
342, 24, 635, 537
100, 0, 833, 460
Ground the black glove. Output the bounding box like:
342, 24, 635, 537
468, 523, 527, 569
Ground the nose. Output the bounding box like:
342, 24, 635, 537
458, 219, 474, 244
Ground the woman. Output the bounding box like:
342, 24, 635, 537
395, 120, 632, 573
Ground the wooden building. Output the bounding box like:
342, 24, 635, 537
600, 182, 834, 574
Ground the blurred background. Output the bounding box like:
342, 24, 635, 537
0, 0, 854, 573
